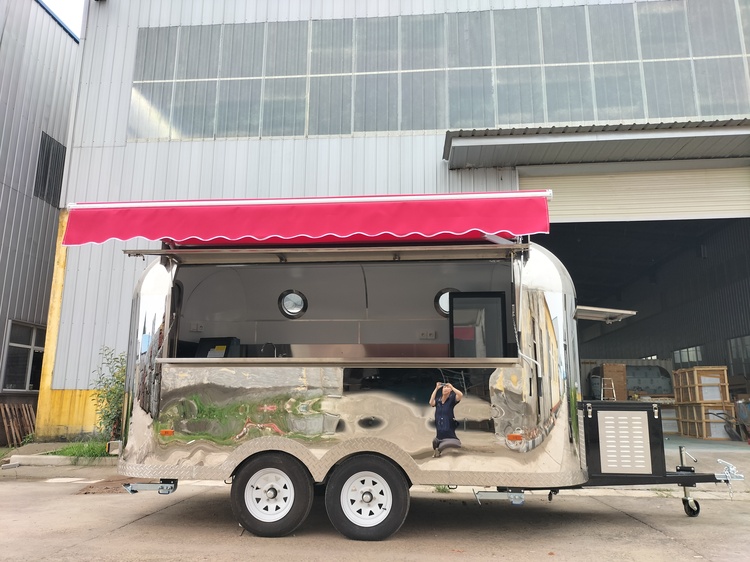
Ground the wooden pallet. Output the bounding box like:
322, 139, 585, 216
676, 403, 735, 439
0, 403, 36, 447
673, 367, 729, 404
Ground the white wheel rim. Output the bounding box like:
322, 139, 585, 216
339, 470, 392, 528
244, 467, 295, 523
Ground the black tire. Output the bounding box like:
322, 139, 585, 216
324, 454, 410, 541
683, 498, 700, 517
230, 453, 314, 537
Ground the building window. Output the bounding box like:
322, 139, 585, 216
2, 323, 45, 392
729, 335, 750, 379
127, 4, 748, 140
33, 132, 66, 208
672, 345, 703, 370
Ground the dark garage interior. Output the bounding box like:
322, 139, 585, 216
533, 217, 750, 397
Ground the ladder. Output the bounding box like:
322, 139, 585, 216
600, 378, 617, 400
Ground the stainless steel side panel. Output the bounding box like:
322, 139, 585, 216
120, 246, 587, 489
121, 361, 585, 488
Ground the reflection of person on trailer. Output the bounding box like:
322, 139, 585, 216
429, 381, 464, 457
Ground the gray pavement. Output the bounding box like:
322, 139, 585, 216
1, 437, 748, 561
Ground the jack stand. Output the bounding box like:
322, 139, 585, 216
677, 446, 701, 517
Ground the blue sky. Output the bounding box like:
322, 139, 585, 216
43, 0, 86, 37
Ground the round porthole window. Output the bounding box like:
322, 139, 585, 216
434, 288, 459, 317
279, 290, 307, 319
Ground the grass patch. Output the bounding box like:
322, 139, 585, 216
51, 441, 108, 459
434, 485, 451, 493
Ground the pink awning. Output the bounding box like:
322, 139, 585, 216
62, 191, 551, 247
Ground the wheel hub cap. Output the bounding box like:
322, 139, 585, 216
244, 468, 295, 523
339, 471, 393, 528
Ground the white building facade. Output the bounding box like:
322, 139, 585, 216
39, 0, 750, 436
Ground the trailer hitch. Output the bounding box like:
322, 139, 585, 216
715, 459, 744, 500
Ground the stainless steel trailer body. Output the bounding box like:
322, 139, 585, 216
122, 243, 576, 474
119, 241, 587, 538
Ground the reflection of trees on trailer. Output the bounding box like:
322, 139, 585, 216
61, 194, 742, 541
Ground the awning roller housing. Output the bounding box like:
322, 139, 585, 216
62, 191, 551, 247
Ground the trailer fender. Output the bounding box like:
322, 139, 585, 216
318, 438, 420, 486
224, 436, 321, 479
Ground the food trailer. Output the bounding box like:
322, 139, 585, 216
62, 191, 742, 540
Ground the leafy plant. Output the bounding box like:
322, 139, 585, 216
434, 485, 451, 493
92, 347, 126, 440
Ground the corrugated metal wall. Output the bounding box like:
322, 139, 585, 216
54, 0, 750, 396
0, 1, 77, 383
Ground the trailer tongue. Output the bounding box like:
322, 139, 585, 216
474, 400, 742, 515
577, 400, 742, 516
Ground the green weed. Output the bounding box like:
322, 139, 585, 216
51, 440, 108, 463
92, 347, 126, 440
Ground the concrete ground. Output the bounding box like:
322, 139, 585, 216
1, 436, 748, 561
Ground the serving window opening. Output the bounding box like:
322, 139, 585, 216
166, 256, 517, 361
